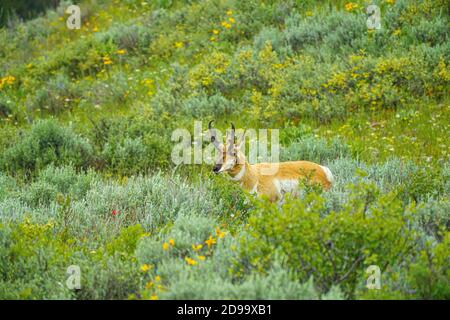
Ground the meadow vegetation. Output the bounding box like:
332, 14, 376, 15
0, 0, 448, 299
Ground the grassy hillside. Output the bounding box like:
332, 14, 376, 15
0, 0, 448, 299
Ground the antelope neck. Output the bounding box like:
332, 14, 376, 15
229, 163, 246, 181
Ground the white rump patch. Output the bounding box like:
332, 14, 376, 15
320, 165, 334, 183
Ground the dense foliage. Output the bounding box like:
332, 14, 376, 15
0, 0, 448, 299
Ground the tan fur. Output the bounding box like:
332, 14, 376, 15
210, 123, 333, 202
228, 159, 332, 202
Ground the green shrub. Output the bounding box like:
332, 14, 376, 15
282, 11, 366, 54
22, 180, 58, 207
1, 120, 94, 175
35, 165, 98, 200
158, 264, 343, 300
0, 0, 448, 301
240, 182, 418, 297
0, 0, 59, 27
29, 73, 81, 115
73, 254, 140, 300
0, 218, 75, 299
316, 158, 423, 214
0, 95, 14, 119
136, 214, 218, 266
95, 22, 154, 53
404, 234, 450, 299
415, 200, 449, 241
206, 173, 251, 225
254, 27, 287, 55
90, 116, 172, 174
359, 232, 450, 300
101, 137, 148, 174
0, 197, 36, 223
20, 165, 98, 207
74, 225, 144, 300
181, 92, 237, 118
135, 213, 344, 300
0, 173, 16, 201
281, 135, 351, 164
68, 173, 223, 239
83, 71, 131, 106
0, 219, 143, 299
400, 166, 447, 202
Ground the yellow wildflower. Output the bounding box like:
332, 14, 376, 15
392, 29, 401, 36
210, 36, 216, 42
185, 257, 197, 266
169, 239, 175, 246
162, 242, 169, 250
3, 76, 16, 85
226, 10, 233, 15
345, 3, 358, 11
197, 255, 206, 261
102, 55, 112, 65
192, 244, 203, 251
215, 227, 226, 239
145, 281, 154, 289
174, 41, 183, 48
116, 49, 126, 55
205, 235, 216, 248
142, 79, 154, 86
221, 21, 231, 29
140, 264, 151, 272
0, 75, 15, 90
155, 276, 161, 282
228, 17, 235, 24
212, 29, 219, 35
385, 0, 395, 4
150, 294, 158, 300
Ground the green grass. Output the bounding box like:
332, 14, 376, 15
0, 0, 448, 300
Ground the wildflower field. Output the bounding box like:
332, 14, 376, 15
0, 0, 448, 300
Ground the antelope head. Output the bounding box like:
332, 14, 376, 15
209, 121, 245, 174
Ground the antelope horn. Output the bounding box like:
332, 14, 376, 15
231, 122, 236, 144
208, 120, 222, 150
227, 122, 236, 154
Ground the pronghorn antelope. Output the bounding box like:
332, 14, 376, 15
209, 121, 334, 202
